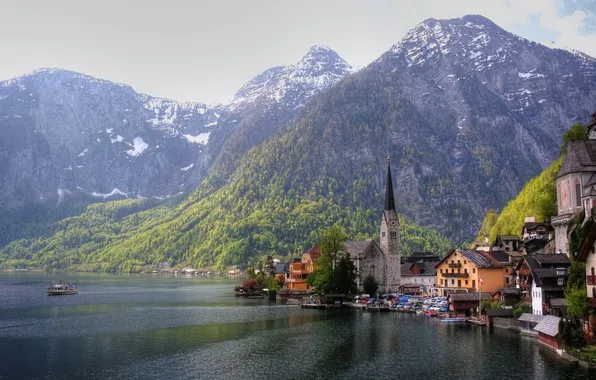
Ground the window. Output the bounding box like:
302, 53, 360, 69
441, 279, 444, 285
451, 268, 454, 273
440, 269, 443, 273
465, 280, 468, 285
592, 267, 595, 276
593, 287, 595, 298
451, 279, 455, 285
464, 268, 468, 274
458, 260, 460, 264
472, 280, 476, 288
382, 232, 386, 238
505, 268, 508, 273
473, 268, 476, 273
506, 277, 510, 284
575, 179, 581, 207
390, 231, 397, 239
464, 260, 467, 264
458, 269, 461, 273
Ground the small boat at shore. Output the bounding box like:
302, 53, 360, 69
47, 282, 78, 296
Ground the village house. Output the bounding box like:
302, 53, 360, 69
491, 235, 522, 252
274, 262, 288, 283
516, 254, 570, 316
521, 217, 553, 242
286, 245, 320, 291
533, 315, 562, 350
435, 249, 509, 296
493, 288, 522, 308
447, 292, 492, 317
400, 254, 440, 296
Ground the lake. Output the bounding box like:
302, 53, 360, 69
0, 272, 594, 380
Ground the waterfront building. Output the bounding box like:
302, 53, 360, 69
492, 288, 521, 308
346, 157, 402, 293
447, 292, 492, 317
534, 315, 562, 350
400, 257, 439, 295
552, 112, 596, 256
286, 245, 320, 291
516, 254, 570, 316
521, 218, 553, 242
435, 249, 509, 296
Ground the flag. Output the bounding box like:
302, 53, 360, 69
479, 278, 483, 285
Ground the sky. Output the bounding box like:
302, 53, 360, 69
1, 0, 595, 104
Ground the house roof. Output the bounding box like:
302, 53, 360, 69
401, 261, 439, 276
534, 315, 561, 337
557, 139, 596, 177
497, 235, 521, 241
518, 313, 545, 323
274, 263, 286, 274
550, 298, 568, 308
344, 240, 374, 257
439, 249, 501, 268
487, 250, 511, 264
448, 292, 492, 302
523, 254, 570, 287
495, 288, 521, 296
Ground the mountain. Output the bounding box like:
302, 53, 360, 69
2, 15, 596, 271
208, 45, 355, 184
0, 46, 354, 205
0, 68, 227, 205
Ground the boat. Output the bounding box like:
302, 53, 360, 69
47, 282, 78, 296
440, 317, 467, 323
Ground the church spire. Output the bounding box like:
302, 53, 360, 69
384, 155, 396, 211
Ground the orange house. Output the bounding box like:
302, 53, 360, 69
286, 245, 321, 291
436, 249, 509, 296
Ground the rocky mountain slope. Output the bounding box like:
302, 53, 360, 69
0, 68, 228, 205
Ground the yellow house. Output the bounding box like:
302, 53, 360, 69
436, 249, 509, 296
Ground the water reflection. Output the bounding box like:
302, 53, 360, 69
0, 273, 594, 380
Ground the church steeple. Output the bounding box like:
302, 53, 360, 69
384, 155, 396, 211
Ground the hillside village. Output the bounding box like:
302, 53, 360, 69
243, 112, 596, 361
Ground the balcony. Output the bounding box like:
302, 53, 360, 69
448, 263, 462, 268
443, 272, 469, 278
589, 298, 596, 308
587, 275, 596, 286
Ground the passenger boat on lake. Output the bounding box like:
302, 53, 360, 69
47, 282, 78, 296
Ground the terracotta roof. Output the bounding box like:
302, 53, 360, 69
344, 240, 374, 256
518, 313, 545, 323
558, 139, 596, 177
534, 315, 561, 337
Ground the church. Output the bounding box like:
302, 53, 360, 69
345, 157, 402, 293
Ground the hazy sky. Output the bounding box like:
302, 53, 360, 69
1, 0, 595, 104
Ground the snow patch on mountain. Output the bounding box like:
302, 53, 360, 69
91, 188, 129, 199
126, 137, 149, 157
183, 132, 210, 145
180, 163, 194, 171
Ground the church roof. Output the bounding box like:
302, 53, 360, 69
344, 240, 375, 256
384, 157, 396, 212
557, 139, 596, 177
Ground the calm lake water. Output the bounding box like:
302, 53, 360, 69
0, 272, 594, 380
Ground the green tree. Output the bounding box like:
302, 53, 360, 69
560, 122, 588, 155
319, 226, 348, 269
513, 303, 532, 318
332, 254, 358, 294
362, 274, 379, 296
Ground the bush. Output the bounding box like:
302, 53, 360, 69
362, 275, 379, 296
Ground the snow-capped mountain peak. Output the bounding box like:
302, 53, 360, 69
230, 45, 353, 111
